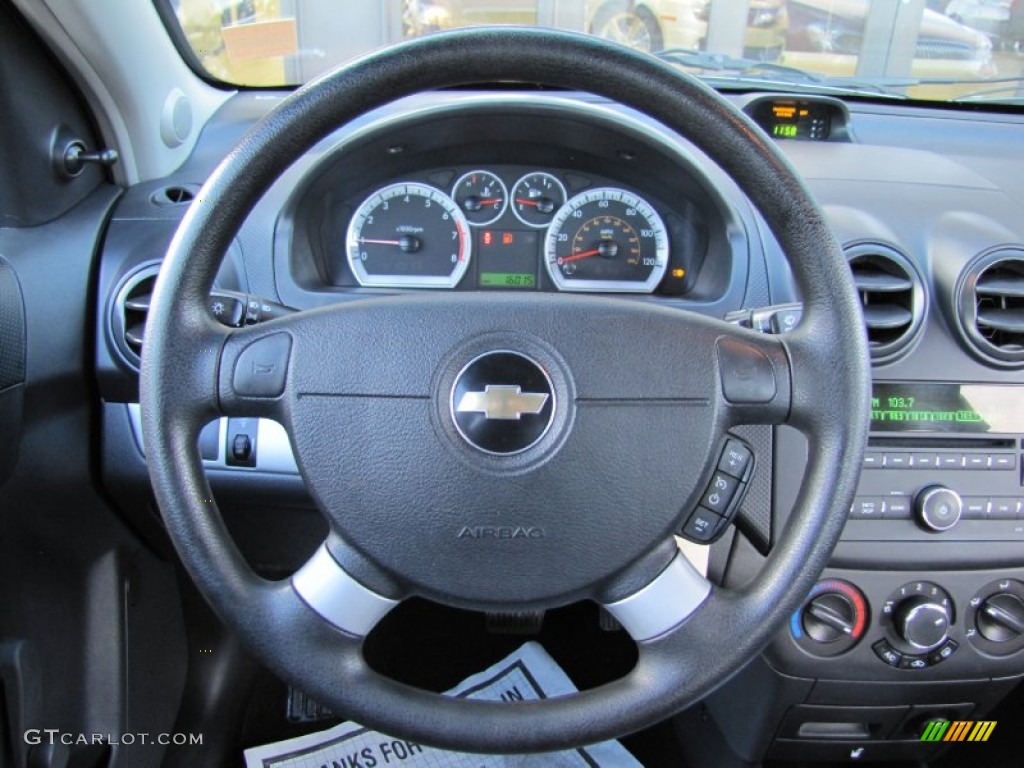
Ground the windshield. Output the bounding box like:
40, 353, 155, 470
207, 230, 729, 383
163, 0, 1024, 104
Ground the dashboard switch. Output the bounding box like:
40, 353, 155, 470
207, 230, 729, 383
226, 418, 257, 467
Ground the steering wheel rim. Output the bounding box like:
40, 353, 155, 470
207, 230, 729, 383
141, 27, 869, 752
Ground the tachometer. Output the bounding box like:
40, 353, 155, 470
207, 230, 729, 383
346, 183, 470, 288
543, 188, 668, 293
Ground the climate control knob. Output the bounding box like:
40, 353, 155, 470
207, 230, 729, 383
895, 597, 950, 651
977, 593, 1024, 643
915, 486, 962, 532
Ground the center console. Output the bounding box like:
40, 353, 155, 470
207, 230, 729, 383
691, 379, 1024, 763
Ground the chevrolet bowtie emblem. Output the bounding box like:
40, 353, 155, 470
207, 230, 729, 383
455, 385, 550, 420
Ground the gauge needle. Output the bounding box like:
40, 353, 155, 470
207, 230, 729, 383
358, 238, 402, 246
515, 198, 539, 206
478, 198, 503, 205
559, 249, 601, 263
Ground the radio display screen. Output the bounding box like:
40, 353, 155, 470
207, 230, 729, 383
871, 382, 1024, 434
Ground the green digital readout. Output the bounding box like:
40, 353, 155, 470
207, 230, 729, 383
871, 382, 1024, 433
773, 124, 799, 138
479, 272, 536, 288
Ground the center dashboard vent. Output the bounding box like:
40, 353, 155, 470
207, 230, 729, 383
955, 248, 1024, 368
846, 243, 926, 363
110, 264, 159, 369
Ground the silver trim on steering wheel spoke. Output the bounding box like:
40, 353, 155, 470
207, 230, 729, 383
292, 544, 399, 637
602, 552, 711, 641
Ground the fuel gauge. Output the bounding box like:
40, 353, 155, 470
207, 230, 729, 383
511, 172, 566, 228
452, 170, 507, 226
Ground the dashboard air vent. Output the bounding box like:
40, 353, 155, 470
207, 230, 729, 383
111, 264, 160, 369
846, 243, 925, 363
956, 249, 1024, 368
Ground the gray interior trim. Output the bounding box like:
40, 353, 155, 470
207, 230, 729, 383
126, 403, 299, 474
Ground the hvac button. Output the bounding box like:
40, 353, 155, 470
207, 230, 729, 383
929, 639, 958, 666
872, 640, 902, 667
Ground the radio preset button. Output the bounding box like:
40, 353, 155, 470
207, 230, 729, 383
938, 455, 964, 469
965, 455, 989, 470
863, 452, 884, 468
990, 454, 1016, 470
885, 453, 910, 469
911, 453, 937, 468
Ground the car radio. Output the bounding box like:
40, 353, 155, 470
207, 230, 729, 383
845, 381, 1024, 541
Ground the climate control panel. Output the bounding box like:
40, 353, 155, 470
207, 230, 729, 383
782, 570, 1024, 681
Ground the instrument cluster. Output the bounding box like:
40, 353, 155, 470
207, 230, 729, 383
343, 167, 688, 295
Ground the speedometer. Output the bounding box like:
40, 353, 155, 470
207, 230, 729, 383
543, 188, 668, 293
346, 183, 470, 288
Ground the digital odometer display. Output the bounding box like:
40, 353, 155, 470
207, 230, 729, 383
871, 383, 1024, 433
477, 229, 538, 289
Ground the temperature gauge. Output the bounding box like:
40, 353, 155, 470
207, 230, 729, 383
452, 170, 507, 226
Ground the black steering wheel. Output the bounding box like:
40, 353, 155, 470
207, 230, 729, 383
141, 28, 869, 753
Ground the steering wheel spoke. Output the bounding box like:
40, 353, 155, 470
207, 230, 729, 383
601, 549, 711, 642
293, 538, 404, 638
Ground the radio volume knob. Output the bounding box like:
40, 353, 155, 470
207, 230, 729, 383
915, 486, 962, 532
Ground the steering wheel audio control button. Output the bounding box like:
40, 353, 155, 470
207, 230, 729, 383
233, 333, 291, 398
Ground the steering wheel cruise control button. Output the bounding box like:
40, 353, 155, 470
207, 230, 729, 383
718, 439, 753, 478
716, 337, 777, 404
232, 332, 291, 398
683, 508, 723, 542
701, 472, 739, 514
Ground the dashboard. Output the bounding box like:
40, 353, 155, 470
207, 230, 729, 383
95, 88, 1024, 763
